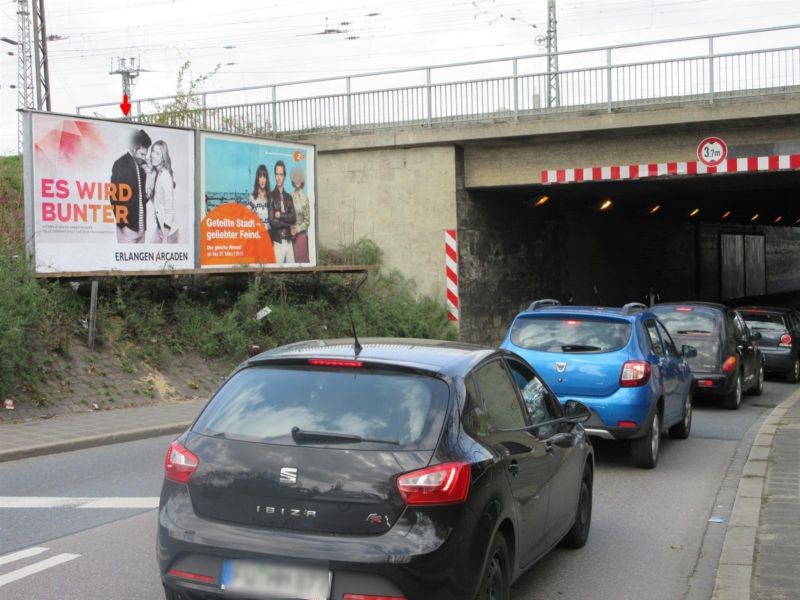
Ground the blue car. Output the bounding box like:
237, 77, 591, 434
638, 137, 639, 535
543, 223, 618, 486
500, 300, 695, 468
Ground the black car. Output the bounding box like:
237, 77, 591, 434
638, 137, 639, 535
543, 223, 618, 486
651, 303, 764, 410
738, 306, 800, 383
157, 338, 594, 600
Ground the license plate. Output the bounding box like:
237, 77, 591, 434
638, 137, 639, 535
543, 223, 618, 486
220, 559, 330, 600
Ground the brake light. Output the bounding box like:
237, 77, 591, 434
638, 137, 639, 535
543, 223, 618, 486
396, 462, 471, 506
620, 361, 651, 387
343, 595, 406, 600
722, 355, 738, 373
308, 359, 363, 368
167, 569, 213, 584
780, 334, 792, 347
618, 421, 638, 428
697, 379, 714, 388
675, 307, 693, 312
164, 441, 199, 484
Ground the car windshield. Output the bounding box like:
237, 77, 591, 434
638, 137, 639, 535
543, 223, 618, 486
651, 306, 721, 335
740, 312, 786, 332
510, 316, 631, 353
193, 365, 449, 449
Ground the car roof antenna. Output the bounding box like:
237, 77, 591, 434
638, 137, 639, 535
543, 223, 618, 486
344, 271, 369, 357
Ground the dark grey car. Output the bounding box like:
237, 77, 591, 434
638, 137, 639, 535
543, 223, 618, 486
738, 306, 800, 383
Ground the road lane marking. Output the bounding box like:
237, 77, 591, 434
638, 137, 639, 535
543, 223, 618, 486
0, 547, 49, 567
0, 497, 159, 509
0, 553, 80, 588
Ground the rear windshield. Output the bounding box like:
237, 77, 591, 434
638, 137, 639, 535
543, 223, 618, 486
651, 306, 721, 335
510, 316, 631, 353
192, 365, 449, 450
740, 312, 786, 332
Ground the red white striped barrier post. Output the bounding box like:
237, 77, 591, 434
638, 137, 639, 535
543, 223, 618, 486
445, 230, 459, 322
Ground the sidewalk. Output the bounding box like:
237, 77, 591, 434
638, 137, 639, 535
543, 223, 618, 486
713, 391, 800, 600
0, 398, 206, 463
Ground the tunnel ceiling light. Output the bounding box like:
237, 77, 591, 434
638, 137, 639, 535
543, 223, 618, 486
722, 211, 732, 219
599, 199, 613, 211
774, 216, 783, 224
751, 214, 760, 222
689, 208, 700, 217
534, 195, 550, 207
649, 204, 661, 214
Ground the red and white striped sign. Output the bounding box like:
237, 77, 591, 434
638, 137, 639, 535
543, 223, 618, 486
541, 154, 800, 185
445, 229, 459, 322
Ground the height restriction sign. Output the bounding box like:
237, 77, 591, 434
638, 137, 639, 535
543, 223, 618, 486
697, 137, 728, 167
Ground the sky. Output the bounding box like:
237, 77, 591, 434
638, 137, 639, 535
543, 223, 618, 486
1, 0, 799, 154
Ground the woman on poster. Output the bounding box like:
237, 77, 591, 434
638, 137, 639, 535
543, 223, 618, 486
290, 166, 310, 263
247, 164, 271, 234
147, 140, 179, 244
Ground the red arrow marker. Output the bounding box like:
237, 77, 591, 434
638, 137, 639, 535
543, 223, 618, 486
120, 94, 131, 116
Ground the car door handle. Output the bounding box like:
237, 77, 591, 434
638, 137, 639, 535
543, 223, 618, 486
508, 460, 519, 477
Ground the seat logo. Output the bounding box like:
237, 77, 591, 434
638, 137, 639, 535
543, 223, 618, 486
555, 362, 567, 373
280, 467, 298, 485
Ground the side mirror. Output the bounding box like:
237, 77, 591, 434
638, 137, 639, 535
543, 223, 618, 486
682, 345, 698, 358
563, 399, 591, 423
751, 331, 762, 341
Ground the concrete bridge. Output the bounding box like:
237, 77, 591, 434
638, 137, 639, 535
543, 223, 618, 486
80, 25, 800, 343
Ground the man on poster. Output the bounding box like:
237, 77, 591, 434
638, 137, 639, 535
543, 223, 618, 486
268, 160, 296, 263
110, 129, 152, 243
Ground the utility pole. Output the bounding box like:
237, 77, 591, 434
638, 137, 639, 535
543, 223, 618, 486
546, 0, 560, 108
31, 0, 51, 111
16, 0, 34, 153
110, 56, 141, 103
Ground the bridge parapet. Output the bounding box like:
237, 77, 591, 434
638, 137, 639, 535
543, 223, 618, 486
78, 25, 800, 137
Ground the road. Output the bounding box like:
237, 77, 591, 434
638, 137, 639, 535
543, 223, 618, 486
0, 380, 791, 600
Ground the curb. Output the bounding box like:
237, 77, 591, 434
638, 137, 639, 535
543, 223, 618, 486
0, 421, 192, 464
711, 389, 800, 600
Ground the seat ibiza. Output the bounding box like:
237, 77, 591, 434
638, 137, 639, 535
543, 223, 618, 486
157, 338, 593, 600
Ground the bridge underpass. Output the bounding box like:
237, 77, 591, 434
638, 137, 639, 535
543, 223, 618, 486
458, 169, 800, 344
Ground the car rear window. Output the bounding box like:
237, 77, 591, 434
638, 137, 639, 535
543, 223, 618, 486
192, 365, 449, 450
651, 306, 721, 335
740, 312, 786, 332
510, 316, 631, 353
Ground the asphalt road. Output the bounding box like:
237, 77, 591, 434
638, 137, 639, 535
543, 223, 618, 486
0, 379, 792, 600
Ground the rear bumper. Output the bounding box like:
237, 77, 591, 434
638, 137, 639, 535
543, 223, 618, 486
157, 484, 485, 600
692, 373, 735, 396
759, 348, 794, 372
562, 388, 654, 441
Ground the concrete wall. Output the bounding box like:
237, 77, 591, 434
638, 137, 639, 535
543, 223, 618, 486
457, 185, 564, 345
464, 120, 800, 188
317, 145, 457, 299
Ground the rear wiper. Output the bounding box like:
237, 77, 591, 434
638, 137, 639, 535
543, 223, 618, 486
291, 426, 400, 445
676, 330, 712, 334
561, 344, 601, 352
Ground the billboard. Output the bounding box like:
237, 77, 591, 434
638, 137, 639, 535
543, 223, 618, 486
200, 132, 317, 268
28, 113, 195, 274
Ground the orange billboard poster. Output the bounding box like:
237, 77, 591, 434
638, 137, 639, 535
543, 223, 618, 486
201, 203, 275, 265
200, 132, 316, 268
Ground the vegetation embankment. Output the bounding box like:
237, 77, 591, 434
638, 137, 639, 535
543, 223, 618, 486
0, 155, 456, 404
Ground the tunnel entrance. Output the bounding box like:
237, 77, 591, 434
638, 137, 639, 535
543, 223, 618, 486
458, 170, 800, 345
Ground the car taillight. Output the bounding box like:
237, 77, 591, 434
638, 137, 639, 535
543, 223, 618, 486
780, 334, 792, 347
396, 462, 470, 506
697, 379, 714, 388
343, 595, 406, 600
618, 421, 638, 428
164, 441, 199, 484
308, 359, 363, 368
167, 569, 213, 584
722, 355, 738, 373
620, 361, 651, 387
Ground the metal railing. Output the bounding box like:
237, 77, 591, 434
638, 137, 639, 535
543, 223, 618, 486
77, 24, 800, 136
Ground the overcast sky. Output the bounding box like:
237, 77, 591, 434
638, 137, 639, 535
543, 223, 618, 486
1, 0, 799, 153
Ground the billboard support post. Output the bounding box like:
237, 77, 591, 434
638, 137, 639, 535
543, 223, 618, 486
87, 279, 99, 349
